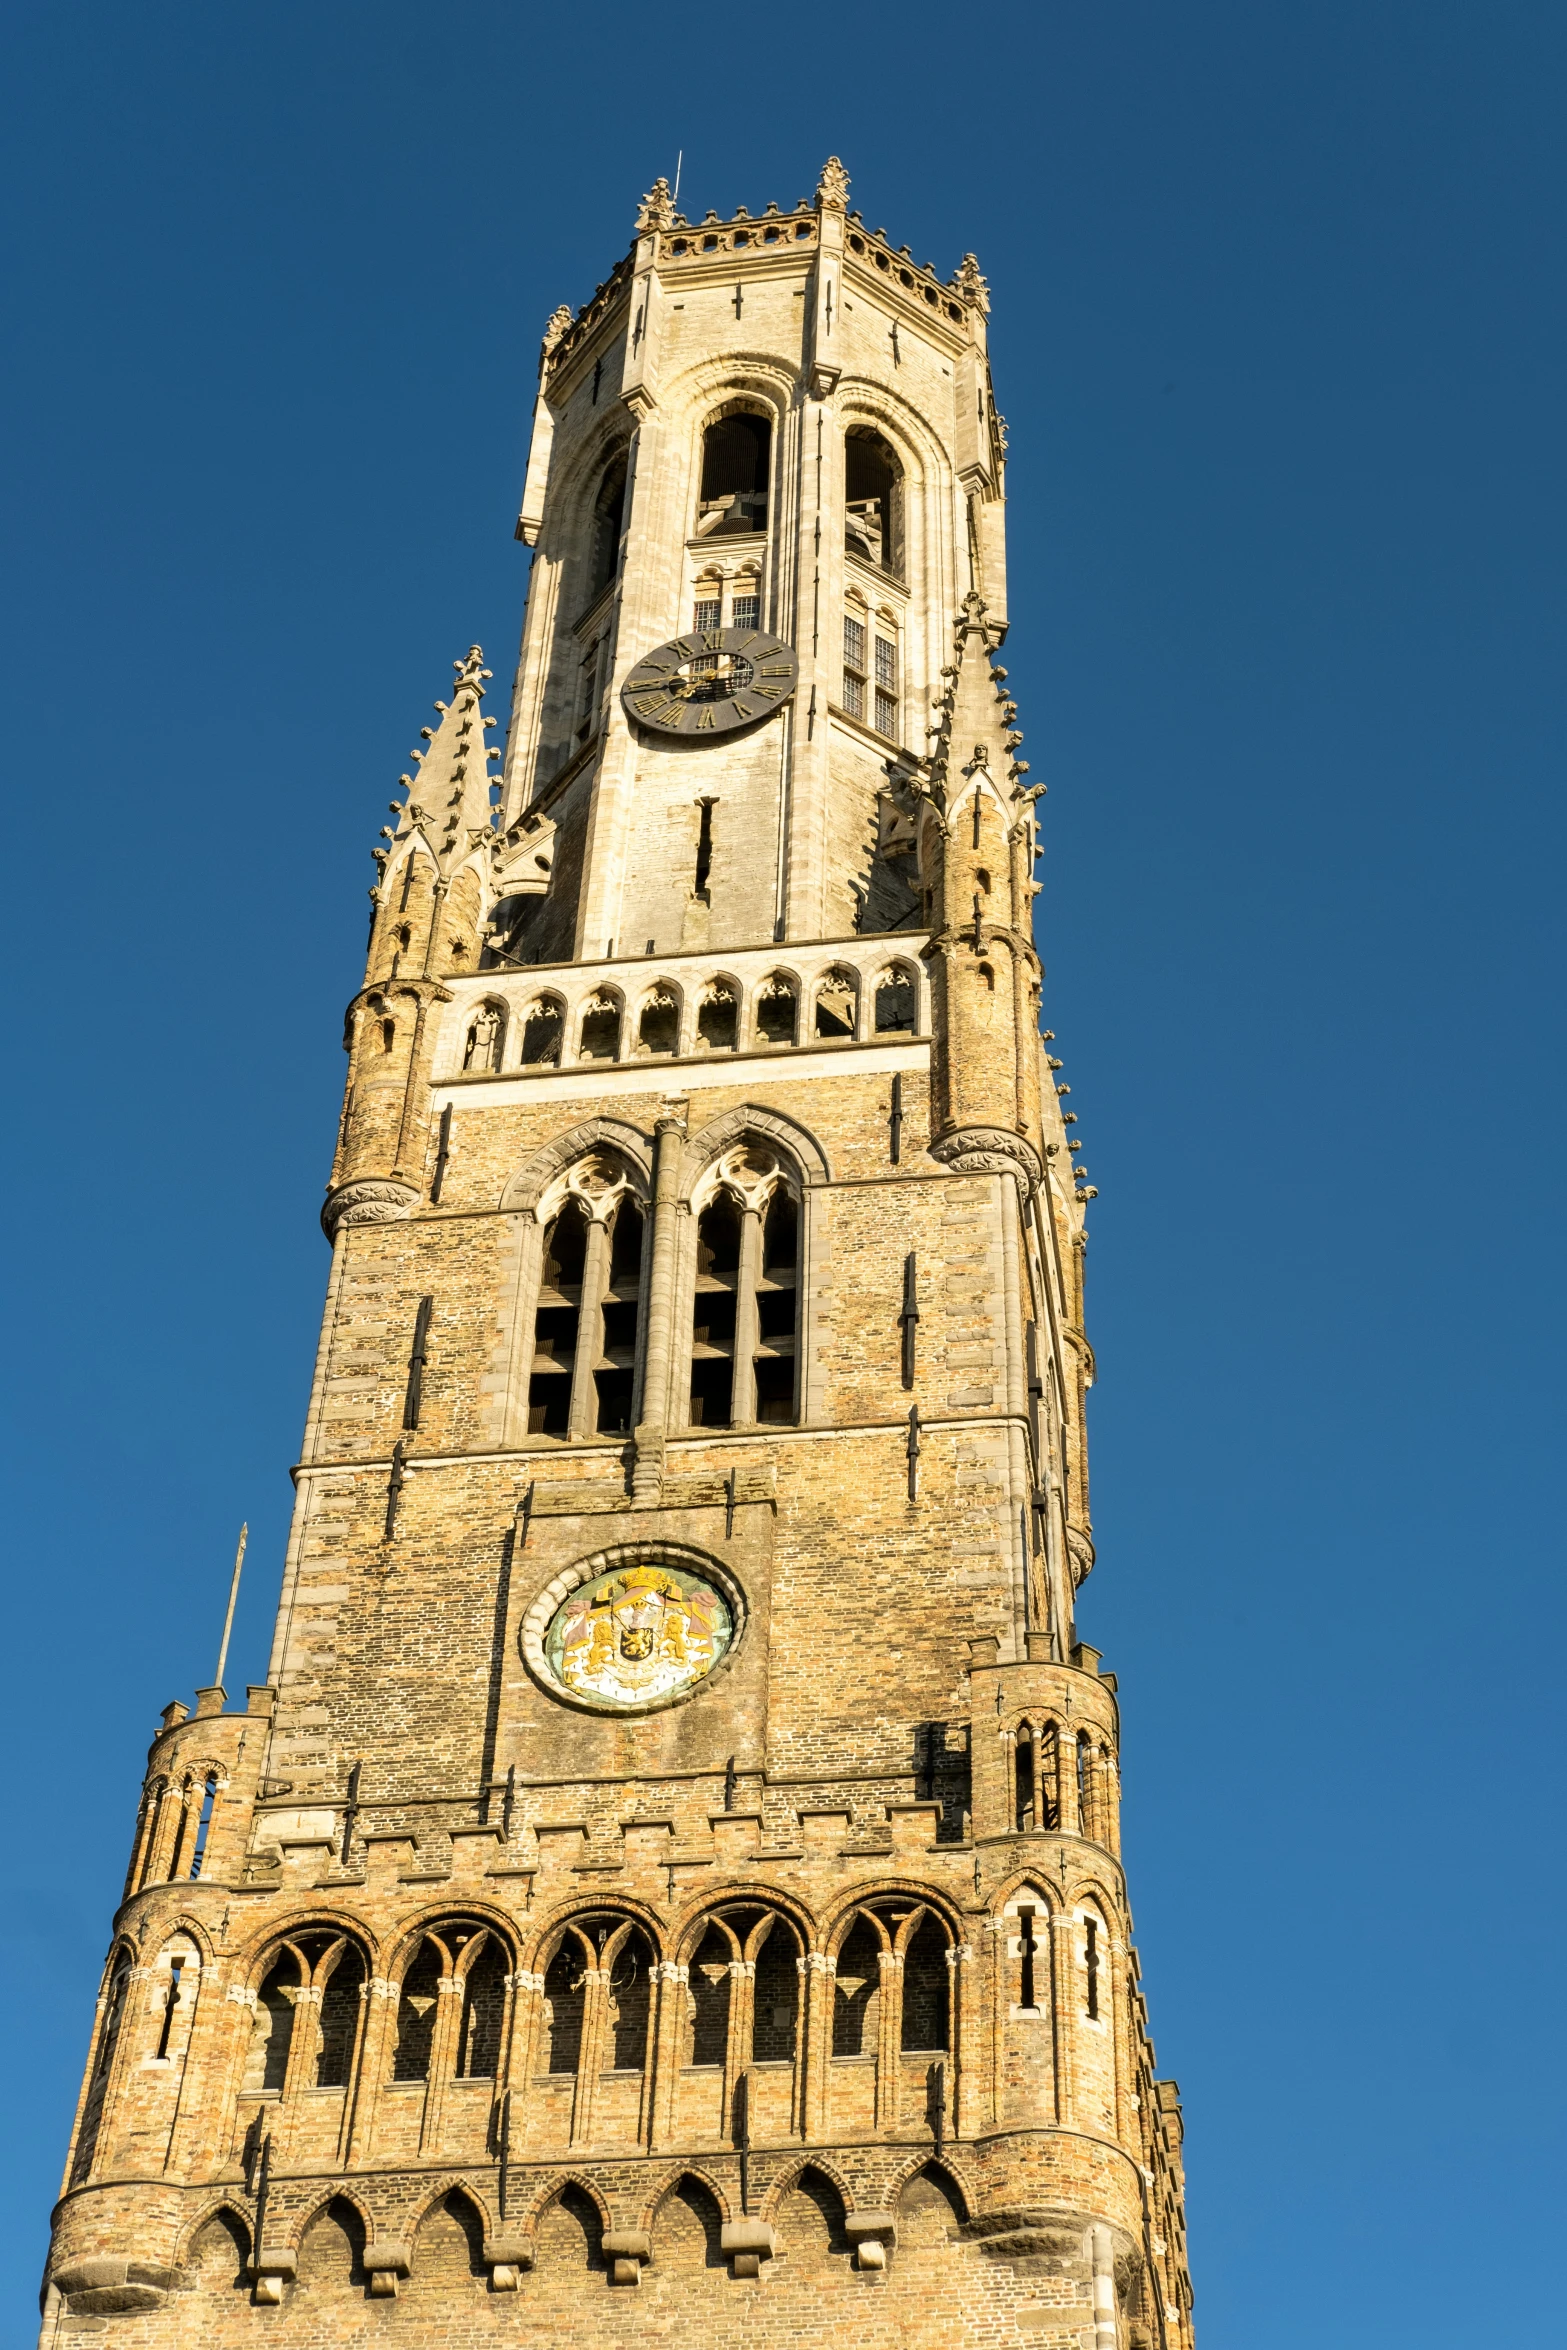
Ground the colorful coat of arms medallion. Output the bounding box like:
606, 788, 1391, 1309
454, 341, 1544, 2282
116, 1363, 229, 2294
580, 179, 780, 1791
540, 1562, 733, 1709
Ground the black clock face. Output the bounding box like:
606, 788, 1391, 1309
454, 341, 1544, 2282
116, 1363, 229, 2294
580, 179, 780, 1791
622, 627, 799, 737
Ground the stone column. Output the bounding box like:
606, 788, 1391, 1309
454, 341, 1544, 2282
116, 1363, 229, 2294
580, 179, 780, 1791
567, 1218, 609, 1440
632, 1114, 686, 1497
730, 1205, 764, 1424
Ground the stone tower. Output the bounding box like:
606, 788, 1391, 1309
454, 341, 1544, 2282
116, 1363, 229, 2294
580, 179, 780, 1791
42, 161, 1196, 2349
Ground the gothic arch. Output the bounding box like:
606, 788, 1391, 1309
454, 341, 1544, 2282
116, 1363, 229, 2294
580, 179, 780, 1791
500, 1117, 653, 1212
887, 2152, 975, 2225
638, 2162, 735, 2235
525, 1901, 664, 1976
176, 2199, 255, 2269
287, 2187, 375, 2258
680, 1102, 830, 1188
761, 2152, 857, 2225
405, 2175, 495, 2245
669, 1883, 815, 1959
517, 2169, 613, 2237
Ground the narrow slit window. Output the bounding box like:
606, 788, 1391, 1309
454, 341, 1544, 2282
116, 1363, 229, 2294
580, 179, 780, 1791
154, 1958, 184, 2060
1085, 1917, 1100, 2019
1018, 1907, 1038, 2012
188, 1771, 218, 1879
693, 799, 715, 901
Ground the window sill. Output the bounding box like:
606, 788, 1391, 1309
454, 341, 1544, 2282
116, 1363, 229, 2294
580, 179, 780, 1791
827, 700, 916, 761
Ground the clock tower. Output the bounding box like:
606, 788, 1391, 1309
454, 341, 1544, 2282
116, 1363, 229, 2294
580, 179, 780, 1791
42, 161, 1197, 2349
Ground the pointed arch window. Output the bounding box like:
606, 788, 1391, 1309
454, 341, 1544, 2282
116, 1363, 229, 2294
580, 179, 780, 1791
588, 454, 628, 603
528, 1166, 646, 1441
697, 412, 771, 538
844, 425, 904, 578
687, 1166, 800, 1430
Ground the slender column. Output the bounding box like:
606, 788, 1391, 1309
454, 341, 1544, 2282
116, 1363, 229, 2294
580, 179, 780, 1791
803, 1951, 834, 2138
567, 1218, 609, 1440
875, 1948, 903, 2129
1051, 1909, 1077, 2127
730, 1204, 764, 1425
724, 1959, 754, 2138
346, 1977, 399, 2165
632, 1115, 686, 1495
418, 1977, 464, 2153
649, 1962, 688, 2149
571, 1967, 611, 2145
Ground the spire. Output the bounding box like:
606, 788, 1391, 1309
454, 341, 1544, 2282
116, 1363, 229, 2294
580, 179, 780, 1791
378, 646, 500, 888
816, 156, 850, 212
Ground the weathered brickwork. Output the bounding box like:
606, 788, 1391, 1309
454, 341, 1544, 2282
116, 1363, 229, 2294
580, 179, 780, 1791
41, 159, 1196, 2349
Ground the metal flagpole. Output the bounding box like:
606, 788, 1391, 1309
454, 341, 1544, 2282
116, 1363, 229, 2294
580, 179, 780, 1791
214, 1523, 247, 1691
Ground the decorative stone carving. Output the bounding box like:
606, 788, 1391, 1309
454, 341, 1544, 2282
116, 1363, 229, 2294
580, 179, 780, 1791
816, 156, 850, 211
929, 1127, 1042, 1184
321, 1179, 419, 1239
636, 179, 676, 233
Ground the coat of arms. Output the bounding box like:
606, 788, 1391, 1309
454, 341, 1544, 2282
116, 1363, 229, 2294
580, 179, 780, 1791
542, 1563, 733, 1709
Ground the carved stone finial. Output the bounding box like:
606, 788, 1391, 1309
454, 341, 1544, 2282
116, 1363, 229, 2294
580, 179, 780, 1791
955, 253, 990, 313
540, 304, 575, 363
636, 177, 676, 233
816, 156, 851, 211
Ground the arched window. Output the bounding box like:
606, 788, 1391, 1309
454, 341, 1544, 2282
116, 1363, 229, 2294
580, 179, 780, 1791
456, 1940, 507, 2079
754, 972, 797, 1046
697, 412, 771, 538
751, 1916, 800, 2063
688, 1922, 734, 2066
636, 985, 679, 1055
579, 991, 622, 1061
900, 1915, 951, 2053
844, 424, 904, 576
588, 454, 628, 602
607, 1927, 653, 2072
463, 1001, 505, 1073
755, 1189, 800, 1424
528, 1196, 588, 1437
814, 966, 858, 1039
874, 965, 917, 1033
315, 1944, 365, 2088
245, 1951, 301, 2093
528, 1167, 646, 1441
696, 979, 738, 1051
543, 1941, 586, 2076
832, 1915, 882, 2057
392, 1941, 441, 2081
689, 1192, 741, 1428
688, 1163, 800, 1429
520, 994, 564, 1066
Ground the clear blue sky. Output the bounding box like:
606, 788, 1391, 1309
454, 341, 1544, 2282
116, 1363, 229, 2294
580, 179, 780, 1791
2, 3, 1562, 2340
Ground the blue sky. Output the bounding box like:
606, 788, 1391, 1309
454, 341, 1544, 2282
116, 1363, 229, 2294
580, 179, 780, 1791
2, 3, 1563, 2340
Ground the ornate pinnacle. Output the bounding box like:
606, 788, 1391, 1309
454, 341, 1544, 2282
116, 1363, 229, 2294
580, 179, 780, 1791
816, 156, 850, 212
955, 253, 990, 312
540, 303, 574, 357
636, 177, 676, 233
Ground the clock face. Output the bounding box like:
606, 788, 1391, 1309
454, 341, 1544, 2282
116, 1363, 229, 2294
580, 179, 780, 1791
622, 626, 798, 737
